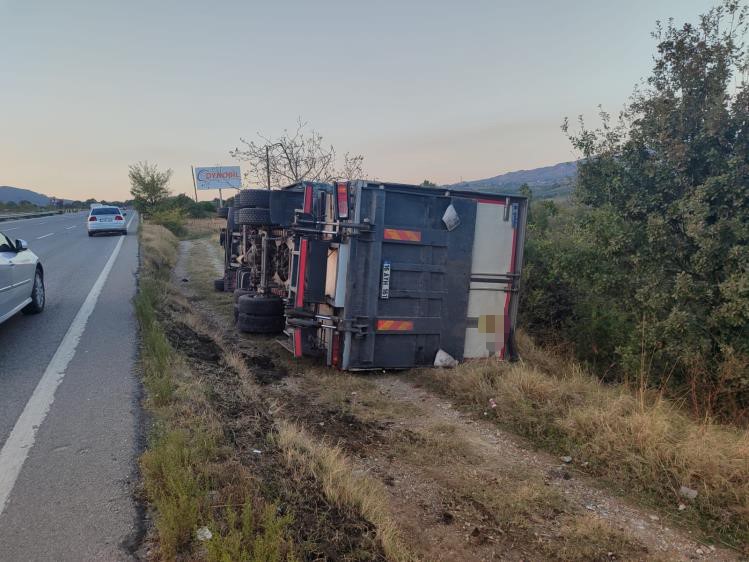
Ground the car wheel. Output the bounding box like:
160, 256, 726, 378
237, 313, 284, 334
121, 230, 127, 236
88, 232, 94, 237
22, 270, 45, 314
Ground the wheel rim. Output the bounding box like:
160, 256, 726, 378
35, 273, 45, 308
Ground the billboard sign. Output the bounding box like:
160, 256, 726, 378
194, 166, 242, 190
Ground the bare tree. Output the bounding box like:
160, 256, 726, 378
230, 118, 366, 187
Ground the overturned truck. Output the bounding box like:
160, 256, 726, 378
218, 181, 527, 370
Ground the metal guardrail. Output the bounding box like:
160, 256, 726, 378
0, 210, 79, 222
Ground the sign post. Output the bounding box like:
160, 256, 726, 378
191, 165, 198, 202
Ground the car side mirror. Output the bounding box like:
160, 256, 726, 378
15, 239, 28, 252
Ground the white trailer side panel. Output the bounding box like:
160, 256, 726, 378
463, 201, 517, 358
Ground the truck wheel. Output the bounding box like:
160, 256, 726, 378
237, 294, 283, 316
233, 289, 254, 302
217, 206, 229, 218
237, 313, 284, 334
213, 278, 225, 292
238, 189, 270, 209
236, 207, 271, 226
226, 206, 239, 233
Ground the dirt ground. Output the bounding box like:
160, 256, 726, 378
174, 238, 740, 562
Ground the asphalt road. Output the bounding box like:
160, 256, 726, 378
0, 211, 141, 561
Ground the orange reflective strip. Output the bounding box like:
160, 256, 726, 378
377, 320, 414, 331
384, 228, 422, 242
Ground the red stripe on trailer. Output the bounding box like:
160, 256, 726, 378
303, 182, 313, 213
294, 184, 314, 358
294, 328, 302, 357
475, 198, 506, 205
500, 225, 518, 359
296, 239, 309, 307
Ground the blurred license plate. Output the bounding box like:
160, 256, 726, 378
100, 218, 113, 222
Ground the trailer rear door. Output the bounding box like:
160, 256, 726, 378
341, 184, 478, 369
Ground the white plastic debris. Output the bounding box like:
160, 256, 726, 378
434, 349, 458, 368
252, 449, 262, 455
489, 398, 497, 409
196, 527, 213, 541
679, 485, 698, 500
560, 456, 572, 464
441, 204, 461, 231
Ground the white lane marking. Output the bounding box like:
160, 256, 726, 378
0, 217, 133, 514
65, 226, 77, 230
3, 227, 18, 232
35, 233, 54, 240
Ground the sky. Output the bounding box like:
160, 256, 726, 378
0, 0, 718, 201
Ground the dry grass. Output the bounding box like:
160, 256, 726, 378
276, 421, 415, 562
140, 223, 179, 280
393, 423, 482, 466
136, 224, 297, 561
418, 331, 749, 550
545, 515, 645, 561
184, 217, 224, 239
170, 229, 410, 561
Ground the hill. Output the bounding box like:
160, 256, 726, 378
450, 161, 577, 199
0, 186, 51, 206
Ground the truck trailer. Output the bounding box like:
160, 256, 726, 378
217, 181, 527, 371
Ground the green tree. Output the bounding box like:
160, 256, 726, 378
128, 161, 172, 214
553, 0, 749, 415
420, 179, 436, 187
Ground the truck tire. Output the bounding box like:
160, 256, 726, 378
237, 313, 285, 334
236, 207, 271, 226
213, 278, 225, 292
226, 206, 239, 233
237, 294, 283, 316
238, 189, 270, 209
233, 288, 254, 302
217, 206, 229, 218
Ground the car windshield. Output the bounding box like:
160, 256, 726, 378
91, 207, 119, 215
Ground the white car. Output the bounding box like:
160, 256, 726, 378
0, 231, 45, 324
87, 206, 127, 236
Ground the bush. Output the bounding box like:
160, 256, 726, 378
150, 208, 186, 237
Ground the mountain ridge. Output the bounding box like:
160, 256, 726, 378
0, 185, 52, 206
449, 160, 577, 199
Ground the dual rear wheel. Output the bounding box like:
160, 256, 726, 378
235, 294, 284, 334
